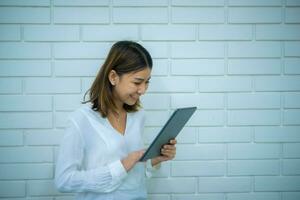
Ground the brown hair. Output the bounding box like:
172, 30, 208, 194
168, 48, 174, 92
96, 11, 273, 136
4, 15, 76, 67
82, 41, 153, 117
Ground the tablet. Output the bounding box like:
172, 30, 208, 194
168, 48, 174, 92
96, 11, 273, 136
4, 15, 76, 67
139, 107, 197, 162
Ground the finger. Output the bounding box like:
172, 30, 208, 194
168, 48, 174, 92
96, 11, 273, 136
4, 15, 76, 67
169, 139, 177, 144
163, 145, 176, 150
161, 149, 175, 157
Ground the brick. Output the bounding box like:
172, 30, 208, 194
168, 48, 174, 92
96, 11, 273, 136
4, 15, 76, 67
113, 0, 168, 6
172, 194, 224, 200
171, 42, 224, 58
28, 180, 61, 196
81, 77, 94, 94
141, 42, 169, 59
54, 42, 111, 59
54, 60, 101, 76
198, 177, 252, 192
0, 60, 51, 76
171, 93, 224, 109
282, 192, 300, 200
198, 127, 252, 143
152, 59, 168, 76
55, 112, 71, 128
199, 25, 252, 40
284, 143, 300, 158
285, 58, 300, 74
228, 0, 282, 6
172, 161, 225, 176
284, 110, 300, 125
147, 178, 196, 193
285, 8, 300, 23
228, 110, 280, 126
255, 126, 300, 142
172, 7, 224, 23
28, 197, 53, 200
0, 7, 50, 23
172, 0, 224, 6
0, 25, 20, 41
151, 162, 170, 178
0, 112, 52, 129
113, 7, 168, 23
285, 42, 300, 57
0, 43, 51, 59
0, 78, 22, 94
141, 94, 170, 110
24, 25, 80, 41
0, 95, 52, 111
54, 0, 109, 6
176, 127, 197, 144
228, 144, 280, 159
54, 7, 109, 24
145, 111, 171, 126
54, 94, 83, 111
25, 130, 63, 146
228, 59, 281, 75
0, 164, 53, 180
198, 77, 252, 92
256, 25, 300, 40
227, 93, 280, 109
0, 130, 23, 146
0, 181, 25, 197
149, 195, 170, 200
55, 196, 75, 200
0, 147, 53, 163
0, 0, 50, 6
284, 92, 300, 108
227, 192, 280, 200
188, 110, 224, 126
287, 0, 300, 6
228, 160, 279, 175
141, 25, 196, 41
255, 76, 300, 91
255, 176, 300, 191
83, 25, 138, 41
283, 159, 300, 175
25, 78, 81, 94
148, 77, 197, 93
171, 59, 224, 75
229, 7, 281, 23
175, 144, 224, 160
228, 42, 281, 58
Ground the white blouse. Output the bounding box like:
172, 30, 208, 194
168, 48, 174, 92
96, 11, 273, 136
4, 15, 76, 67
55, 104, 159, 200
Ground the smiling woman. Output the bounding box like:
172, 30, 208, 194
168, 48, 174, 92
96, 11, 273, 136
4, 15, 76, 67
54, 41, 177, 200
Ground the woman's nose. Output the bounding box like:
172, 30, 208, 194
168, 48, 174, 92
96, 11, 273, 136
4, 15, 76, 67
137, 84, 146, 95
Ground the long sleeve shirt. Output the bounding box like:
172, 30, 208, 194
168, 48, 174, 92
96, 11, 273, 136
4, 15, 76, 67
55, 104, 159, 200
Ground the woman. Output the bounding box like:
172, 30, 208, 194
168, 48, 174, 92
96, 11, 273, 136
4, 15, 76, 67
55, 41, 177, 200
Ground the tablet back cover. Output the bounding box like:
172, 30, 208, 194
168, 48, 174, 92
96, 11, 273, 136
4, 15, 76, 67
140, 107, 196, 161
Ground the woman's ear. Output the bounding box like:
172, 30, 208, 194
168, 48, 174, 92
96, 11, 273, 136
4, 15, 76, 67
108, 70, 119, 86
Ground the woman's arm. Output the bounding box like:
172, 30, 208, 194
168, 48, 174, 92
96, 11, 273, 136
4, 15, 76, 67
55, 120, 127, 193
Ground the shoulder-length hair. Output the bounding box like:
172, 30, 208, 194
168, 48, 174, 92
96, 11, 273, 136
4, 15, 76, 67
82, 41, 153, 118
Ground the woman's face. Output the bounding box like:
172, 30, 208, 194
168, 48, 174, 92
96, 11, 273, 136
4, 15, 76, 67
109, 67, 151, 106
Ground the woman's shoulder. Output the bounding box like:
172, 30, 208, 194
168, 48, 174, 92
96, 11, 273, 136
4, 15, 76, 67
68, 103, 97, 123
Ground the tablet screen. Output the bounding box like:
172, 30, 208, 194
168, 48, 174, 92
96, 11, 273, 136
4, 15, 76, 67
140, 107, 197, 162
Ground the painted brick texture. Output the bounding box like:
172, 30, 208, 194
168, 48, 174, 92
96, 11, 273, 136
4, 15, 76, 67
0, 0, 300, 200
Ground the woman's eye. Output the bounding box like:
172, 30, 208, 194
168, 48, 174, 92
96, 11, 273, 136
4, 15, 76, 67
146, 81, 150, 84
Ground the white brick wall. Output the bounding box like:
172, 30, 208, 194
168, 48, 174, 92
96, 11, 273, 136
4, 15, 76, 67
0, 0, 300, 199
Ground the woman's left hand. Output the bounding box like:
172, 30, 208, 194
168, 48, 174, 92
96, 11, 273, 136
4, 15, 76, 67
151, 139, 177, 166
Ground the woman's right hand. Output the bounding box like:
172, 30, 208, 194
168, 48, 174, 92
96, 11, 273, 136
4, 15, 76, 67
121, 149, 145, 172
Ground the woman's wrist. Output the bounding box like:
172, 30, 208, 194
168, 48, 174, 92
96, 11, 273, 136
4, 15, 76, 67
151, 157, 162, 167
